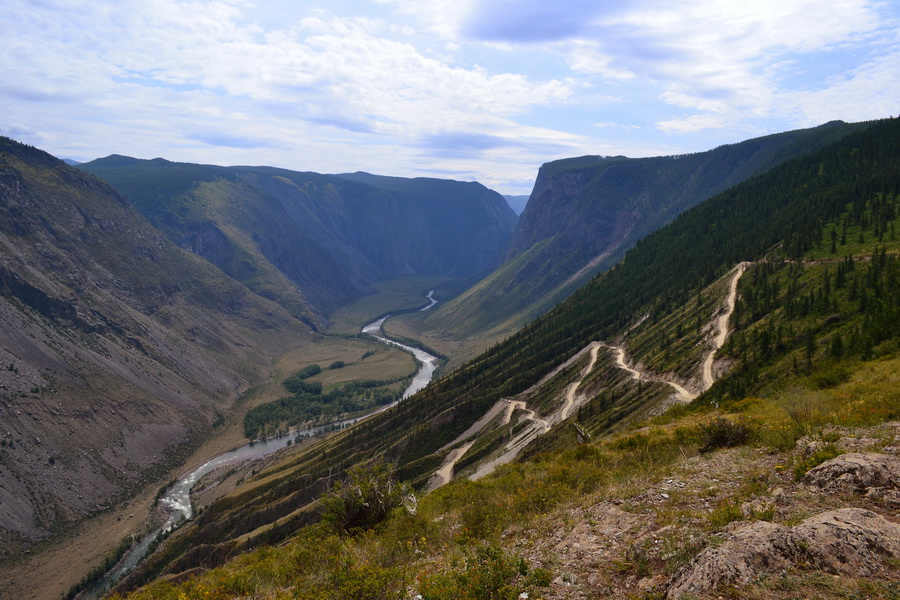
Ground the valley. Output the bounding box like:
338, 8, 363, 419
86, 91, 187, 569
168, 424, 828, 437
2, 116, 899, 600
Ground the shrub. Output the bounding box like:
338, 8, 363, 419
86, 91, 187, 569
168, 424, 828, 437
284, 379, 323, 395
291, 364, 322, 381
699, 417, 754, 453
793, 443, 841, 481
320, 461, 414, 534
328, 361, 346, 370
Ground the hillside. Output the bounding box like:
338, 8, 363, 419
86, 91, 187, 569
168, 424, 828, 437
78, 160, 517, 324
107, 117, 900, 599
0, 139, 309, 559
428, 120, 870, 339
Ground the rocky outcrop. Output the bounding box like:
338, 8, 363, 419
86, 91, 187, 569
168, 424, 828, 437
794, 509, 900, 575
802, 453, 900, 505
667, 508, 900, 599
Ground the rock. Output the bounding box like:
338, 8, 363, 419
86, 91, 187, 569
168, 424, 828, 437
666, 521, 800, 599
740, 496, 775, 519
793, 508, 900, 576
802, 453, 900, 494
667, 508, 900, 599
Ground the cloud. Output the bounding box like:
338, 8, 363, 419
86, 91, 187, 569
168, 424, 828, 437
391, 0, 895, 134
3, 0, 898, 194
416, 131, 520, 158
1, 124, 44, 145
593, 122, 641, 130
781, 50, 900, 125
462, 0, 598, 42
188, 131, 280, 149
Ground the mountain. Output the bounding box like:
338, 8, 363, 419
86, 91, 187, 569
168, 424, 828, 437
429, 120, 871, 338
112, 117, 900, 598
77, 160, 517, 324
0, 138, 309, 556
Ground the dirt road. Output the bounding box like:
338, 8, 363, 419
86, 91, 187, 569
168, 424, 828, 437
561, 343, 600, 420
701, 263, 748, 390
427, 441, 475, 490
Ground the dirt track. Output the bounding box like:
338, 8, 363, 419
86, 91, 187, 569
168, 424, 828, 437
701, 263, 748, 390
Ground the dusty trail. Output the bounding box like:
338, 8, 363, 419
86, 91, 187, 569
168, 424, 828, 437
613, 346, 642, 382
603, 344, 697, 404
471, 414, 548, 481
701, 263, 748, 390
600, 262, 749, 403
561, 343, 600, 420
427, 441, 475, 490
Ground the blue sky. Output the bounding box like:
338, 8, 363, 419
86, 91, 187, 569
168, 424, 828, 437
3, 0, 898, 194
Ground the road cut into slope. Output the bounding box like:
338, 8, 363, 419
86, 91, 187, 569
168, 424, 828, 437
601, 344, 697, 404
701, 262, 749, 390
431, 263, 750, 486
561, 343, 601, 420
427, 441, 476, 490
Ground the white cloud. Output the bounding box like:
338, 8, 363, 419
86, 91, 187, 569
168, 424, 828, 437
781, 50, 900, 125
2, 0, 898, 193
439, 0, 895, 134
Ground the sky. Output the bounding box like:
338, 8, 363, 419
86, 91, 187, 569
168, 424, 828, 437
3, 0, 899, 194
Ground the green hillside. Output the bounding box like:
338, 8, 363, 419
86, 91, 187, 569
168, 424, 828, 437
428, 120, 870, 340
106, 118, 900, 599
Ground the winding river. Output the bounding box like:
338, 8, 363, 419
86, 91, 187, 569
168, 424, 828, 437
79, 291, 440, 598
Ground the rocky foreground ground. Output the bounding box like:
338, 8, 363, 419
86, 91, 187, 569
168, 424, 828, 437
512, 423, 900, 599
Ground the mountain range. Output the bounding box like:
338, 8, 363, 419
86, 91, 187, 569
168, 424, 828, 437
1, 116, 898, 600
96, 116, 900, 599
77, 158, 518, 325
426, 120, 870, 340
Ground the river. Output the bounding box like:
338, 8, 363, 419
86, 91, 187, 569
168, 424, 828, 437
79, 290, 440, 599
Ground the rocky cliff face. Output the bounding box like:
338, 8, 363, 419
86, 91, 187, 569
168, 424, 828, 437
0, 138, 307, 553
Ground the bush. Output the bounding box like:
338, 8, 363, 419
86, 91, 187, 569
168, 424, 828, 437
320, 461, 414, 534
699, 417, 754, 453
283, 379, 323, 395
328, 361, 346, 370
793, 443, 841, 481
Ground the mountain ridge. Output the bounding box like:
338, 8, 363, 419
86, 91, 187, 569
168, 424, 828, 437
0, 137, 309, 556
78, 159, 518, 324
427, 119, 871, 339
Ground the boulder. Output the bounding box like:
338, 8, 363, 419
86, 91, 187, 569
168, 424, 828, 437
667, 508, 900, 599
802, 453, 900, 494
794, 508, 900, 576
666, 521, 802, 598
